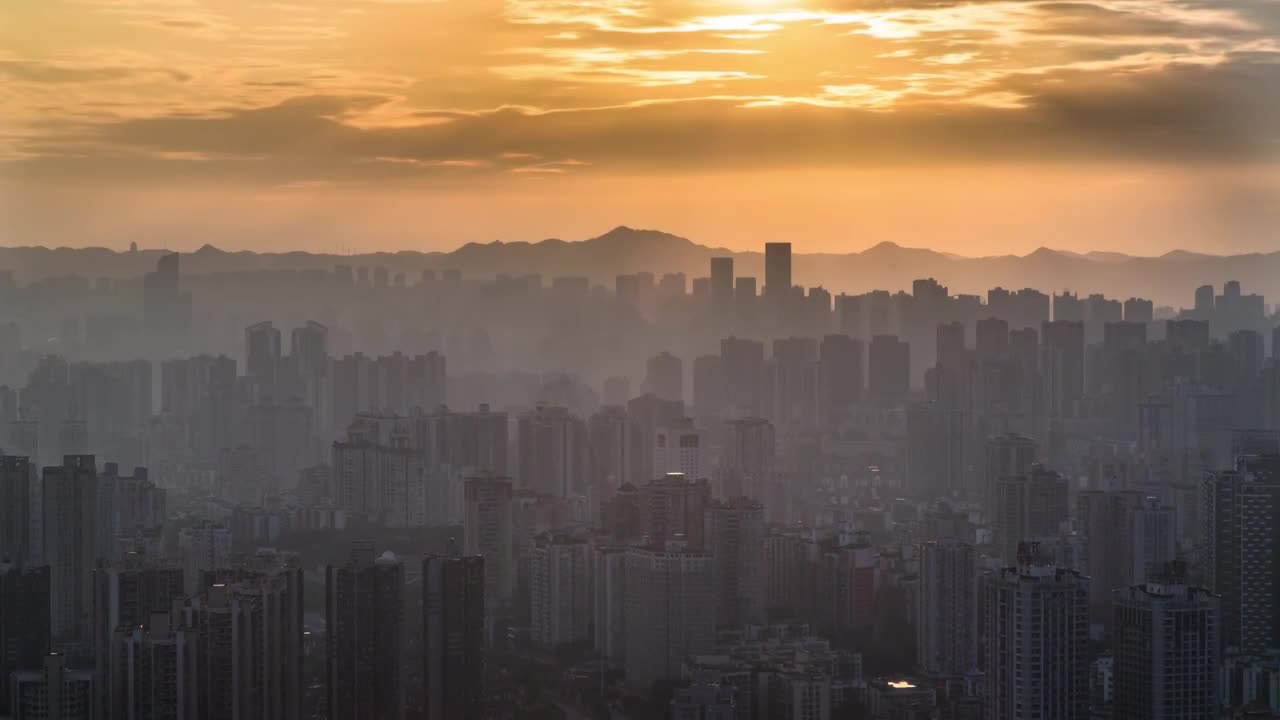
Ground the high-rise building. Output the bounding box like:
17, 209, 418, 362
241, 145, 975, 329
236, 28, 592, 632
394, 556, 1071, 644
463, 475, 514, 610
42, 455, 99, 643
710, 257, 735, 318
643, 352, 684, 404
917, 539, 977, 678
9, 653, 95, 720
516, 405, 587, 498
653, 419, 704, 480
817, 334, 862, 428
186, 549, 305, 720
332, 415, 426, 527
692, 354, 725, 421
993, 465, 1069, 564
177, 522, 231, 595
707, 498, 766, 628
1041, 320, 1085, 418
325, 542, 405, 720
422, 553, 485, 720
529, 534, 590, 650
624, 541, 715, 689
593, 546, 628, 669
110, 608, 199, 720
141, 252, 192, 347
1204, 455, 1280, 653
641, 473, 711, 549
983, 546, 1089, 720
770, 337, 819, 430
626, 394, 685, 487
0, 563, 50, 713
984, 434, 1038, 509
1112, 568, 1219, 720
719, 417, 775, 503
764, 242, 792, 299
719, 337, 765, 418
587, 405, 628, 506
92, 552, 184, 710
868, 335, 910, 406
244, 321, 282, 403
1077, 492, 1176, 628
0, 455, 32, 564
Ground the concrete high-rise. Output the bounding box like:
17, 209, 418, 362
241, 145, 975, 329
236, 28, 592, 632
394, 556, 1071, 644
707, 498, 766, 628
983, 547, 1089, 720
818, 334, 863, 427
110, 609, 199, 720
641, 473, 711, 550
719, 417, 775, 504
1041, 320, 1085, 418
9, 653, 95, 720
643, 351, 684, 404
516, 405, 587, 498
529, 534, 590, 650
624, 541, 715, 689
868, 335, 910, 406
0, 562, 50, 713
984, 434, 1038, 512
422, 553, 485, 720
42, 455, 99, 643
719, 337, 765, 418
1204, 455, 1280, 653
1112, 569, 1218, 720
917, 539, 977, 678
325, 542, 405, 720
710, 257, 735, 318
463, 475, 514, 610
993, 465, 1069, 563
764, 242, 792, 299
0, 455, 32, 565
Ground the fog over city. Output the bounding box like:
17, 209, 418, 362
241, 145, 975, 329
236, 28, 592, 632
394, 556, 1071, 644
5, 0, 1280, 718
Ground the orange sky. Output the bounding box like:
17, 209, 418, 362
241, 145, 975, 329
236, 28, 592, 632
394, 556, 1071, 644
2, 0, 1278, 255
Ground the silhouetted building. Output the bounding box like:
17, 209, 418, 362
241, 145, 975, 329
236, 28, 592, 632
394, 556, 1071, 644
422, 553, 485, 720
326, 542, 405, 720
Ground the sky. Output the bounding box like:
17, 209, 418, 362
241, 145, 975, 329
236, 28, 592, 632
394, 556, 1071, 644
2, 0, 1279, 256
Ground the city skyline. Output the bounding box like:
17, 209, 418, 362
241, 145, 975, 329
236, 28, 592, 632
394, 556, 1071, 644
4, 0, 1280, 255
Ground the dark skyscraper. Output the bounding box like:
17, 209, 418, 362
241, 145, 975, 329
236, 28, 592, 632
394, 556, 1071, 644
764, 242, 792, 299
423, 553, 485, 720
1113, 569, 1219, 720
326, 542, 405, 720
0, 562, 51, 713
0, 455, 32, 565
710, 256, 734, 317
818, 333, 863, 426
1041, 320, 1084, 418
1204, 455, 1280, 653
868, 334, 910, 406
43, 454, 98, 643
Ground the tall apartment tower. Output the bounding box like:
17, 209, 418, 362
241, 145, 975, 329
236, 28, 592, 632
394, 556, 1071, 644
0, 455, 32, 565
764, 242, 793, 300
325, 542, 406, 720
983, 545, 1089, 720
42, 454, 99, 643
707, 498, 766, 628
917, 539, 977, 678
110, 609, 199, 720
186, 549, 305, 720
463, 475, 514, 611
1112, 567, 1219, 720
0, 563, 51, 713
994, 464, 1069, 563
422, 553, 485, 720
1204, 455, 1280, 653
9, 653, 95, 720
984, 434, 1038, 509
623, 541, 715, 689
529, 534, 591, 650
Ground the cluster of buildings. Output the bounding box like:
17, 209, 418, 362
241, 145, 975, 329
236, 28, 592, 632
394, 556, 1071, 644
7, 243, 1280, 719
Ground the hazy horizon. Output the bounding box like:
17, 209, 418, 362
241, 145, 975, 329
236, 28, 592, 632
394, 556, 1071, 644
4, 0, 1280, 256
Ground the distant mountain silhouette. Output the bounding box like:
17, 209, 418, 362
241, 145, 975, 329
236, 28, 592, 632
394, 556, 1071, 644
1, 225, 1275, 307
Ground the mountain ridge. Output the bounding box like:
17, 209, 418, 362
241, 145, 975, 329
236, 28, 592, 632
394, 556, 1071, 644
1, 225, 1275, 307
